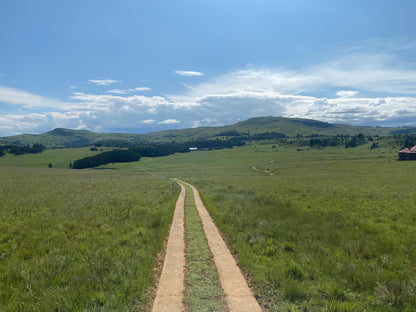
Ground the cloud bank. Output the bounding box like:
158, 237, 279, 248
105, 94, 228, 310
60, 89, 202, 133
1, 52, 416, 136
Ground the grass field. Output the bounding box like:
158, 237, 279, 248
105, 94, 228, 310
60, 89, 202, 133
110, 143, 416, 311
2, 141, 416, 311
0, 167, 178, 311
0, 146, 115, 169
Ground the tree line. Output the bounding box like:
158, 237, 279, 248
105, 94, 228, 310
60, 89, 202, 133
309, 134, 369, 148
72, 138, 245, 169
71, 149, 141, 169
0, 143, 46, 157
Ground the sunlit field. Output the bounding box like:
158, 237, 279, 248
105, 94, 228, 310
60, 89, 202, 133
1, 142, 416, 311
118, 143, 416, 311
0, 167, 177, 311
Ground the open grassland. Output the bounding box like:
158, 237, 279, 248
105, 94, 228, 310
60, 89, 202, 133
0, 146, 115, 169
0, 167, 178, 311
112, 143, 416, 311
2, 141, 416, 311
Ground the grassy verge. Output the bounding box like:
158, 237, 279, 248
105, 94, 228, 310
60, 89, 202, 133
0, 167, 177, 311
114, 143, 416, 311
183, 184, 227, 311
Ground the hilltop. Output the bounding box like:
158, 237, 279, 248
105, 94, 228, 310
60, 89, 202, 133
1, 116, 415, 148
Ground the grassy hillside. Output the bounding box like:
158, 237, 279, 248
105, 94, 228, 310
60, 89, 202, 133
1, 117, 415, 148
105, 143, 415, 311
136, 117, 416, 143
0, 128, 149, 148
228, 117, 405, 136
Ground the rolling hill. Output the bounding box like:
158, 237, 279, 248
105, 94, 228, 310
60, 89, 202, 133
1, 117, 415, 148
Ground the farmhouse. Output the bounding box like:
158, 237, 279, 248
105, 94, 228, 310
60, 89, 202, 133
398, 146, 416, 161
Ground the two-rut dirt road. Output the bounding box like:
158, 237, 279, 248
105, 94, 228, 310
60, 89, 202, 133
152, 179, 261, 312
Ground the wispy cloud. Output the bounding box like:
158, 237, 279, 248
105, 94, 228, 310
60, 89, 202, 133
107, 87, 151, 94
336, 90, 359, 98
141, 119, 155, 124
128, 87, 151, 92
88, 79, 122, 86
158, 119, 180, 124
107, 89, 128, 94
0, 86, 69, 109
175, 70, 205, 77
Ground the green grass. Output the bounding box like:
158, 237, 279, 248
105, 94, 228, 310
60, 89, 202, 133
2, 140, 416, 311
0, 146, 115, 169
183, 184, 226, 311
109, 143, 416, 311
0, 167, 178, 311
195, 145, 416, 311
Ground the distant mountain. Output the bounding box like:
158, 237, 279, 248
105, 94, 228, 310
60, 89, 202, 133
0, 128, 148, 148
1, 117, 415, 148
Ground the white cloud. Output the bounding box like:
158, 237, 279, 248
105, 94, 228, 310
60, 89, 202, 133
141, 119, 155, 124
88, 79, 122, 86
1, 48, 416, 136
107, 87, 151, 94
336, 90, 359, 98
107, 89, 128, 94
166, 56, 416, 127
0, 111, 83, 136
128, 87, 151, 92
0, 86, 69, 109
175, 70, 205, 77
158, 119, 180, 124
69, 92, 174, 111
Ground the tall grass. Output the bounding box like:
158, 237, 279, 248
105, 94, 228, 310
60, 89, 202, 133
3, 142, 415, 311
120, 143, 416, 311
195, 146, 416, 311
0, 167, 177, 311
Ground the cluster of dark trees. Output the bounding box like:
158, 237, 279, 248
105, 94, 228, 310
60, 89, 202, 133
309, 134, 370, 148
72, 138, 245, 169
397, 134, 416, 148
0, 143, 46, 157
251, 132, 287, 140
216, 131, 288, 141
72, 150, 141, 169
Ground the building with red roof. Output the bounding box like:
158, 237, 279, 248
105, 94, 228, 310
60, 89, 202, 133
398, 146, 416, 161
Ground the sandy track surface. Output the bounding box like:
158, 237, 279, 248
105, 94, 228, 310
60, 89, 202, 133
152, 179, 261, 311
152, 182, 185, 312
178, 180, 262, 312
251, 166, 275, 176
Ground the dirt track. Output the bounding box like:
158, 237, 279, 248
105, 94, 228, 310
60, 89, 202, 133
151, 182, 185, 312
251, 166, 275, 176
152, 179, 261, 311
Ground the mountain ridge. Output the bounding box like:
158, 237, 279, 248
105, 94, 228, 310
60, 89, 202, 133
1, 117, 415, 148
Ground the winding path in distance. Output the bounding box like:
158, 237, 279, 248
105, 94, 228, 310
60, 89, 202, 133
251, 166, 275, 176
152, 179, 261, 311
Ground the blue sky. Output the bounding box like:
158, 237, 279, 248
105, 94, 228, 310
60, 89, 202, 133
1, 0, 416, 136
